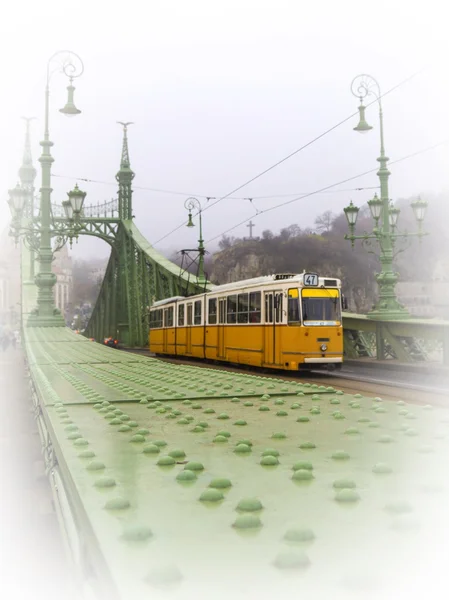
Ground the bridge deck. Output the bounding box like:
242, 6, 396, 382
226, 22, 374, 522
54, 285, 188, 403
23, 325, 449, 599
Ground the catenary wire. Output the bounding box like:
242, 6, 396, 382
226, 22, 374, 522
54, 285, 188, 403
52, 172, 379, 199
153, 67, 427, 244
205, 138, 449, 244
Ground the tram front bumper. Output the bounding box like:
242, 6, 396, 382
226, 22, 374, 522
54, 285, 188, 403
304, 357, 343, 363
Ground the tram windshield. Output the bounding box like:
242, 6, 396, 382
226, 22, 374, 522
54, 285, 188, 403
301, 289, 341, 325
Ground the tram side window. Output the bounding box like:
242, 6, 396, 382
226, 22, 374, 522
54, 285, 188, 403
238, 293, 249, 323
227, 295, 237, 323
150, 309, 163, 328
187, 304, 193, 325
288, 288, 300, 323
275, 293, 283, 323
178, 304, 185, 326
208, 298, 217, 324
249, 292, 261, 323
164, 306, 174, 327
194, 300, 202, 325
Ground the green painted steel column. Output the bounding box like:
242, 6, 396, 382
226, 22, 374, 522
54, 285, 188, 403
368, 102, 408, 320
29, 51, 83, 327
28, 79, 65, 327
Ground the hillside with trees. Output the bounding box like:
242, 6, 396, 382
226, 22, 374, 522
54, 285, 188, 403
208, 193, 447, 313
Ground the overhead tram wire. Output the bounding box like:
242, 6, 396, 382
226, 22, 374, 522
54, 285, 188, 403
153, 67, 427, 246
52, 172, 378, 198
206, 137, 449, 244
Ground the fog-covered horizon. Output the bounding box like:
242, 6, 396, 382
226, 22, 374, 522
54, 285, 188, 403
1, 0, 449, 262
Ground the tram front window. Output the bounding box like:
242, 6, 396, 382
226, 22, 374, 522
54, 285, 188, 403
302, 295, 341, 323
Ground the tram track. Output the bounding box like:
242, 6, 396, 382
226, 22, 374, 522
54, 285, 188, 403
122, 348, 449, 407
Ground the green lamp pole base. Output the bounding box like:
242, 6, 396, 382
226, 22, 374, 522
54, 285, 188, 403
27, 312, 66, 327
366, 267, 410, 321
27, 270, 66, 328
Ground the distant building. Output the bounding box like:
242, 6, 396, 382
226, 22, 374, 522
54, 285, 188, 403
87, 259, 107, 284
53, 245, 73, 318
397, 280, 449, 319
0, 228, 21, 327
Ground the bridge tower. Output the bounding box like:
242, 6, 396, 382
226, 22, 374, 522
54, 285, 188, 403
116, 122, 134, 221
18, 118, 37, 281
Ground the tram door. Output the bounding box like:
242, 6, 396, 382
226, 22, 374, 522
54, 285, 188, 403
263, 291, 283, 365
217, 298, 226, 358
163, 308, 169, 352
186, 303, 193, 354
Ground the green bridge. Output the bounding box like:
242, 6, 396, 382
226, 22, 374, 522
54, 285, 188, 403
5, 71, 449, 599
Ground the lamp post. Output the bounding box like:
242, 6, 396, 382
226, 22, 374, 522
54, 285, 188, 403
28, 50, 84, 327
184, 197, 207, 287
344, 74, 427, 320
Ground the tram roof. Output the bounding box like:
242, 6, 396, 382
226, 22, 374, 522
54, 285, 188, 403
208, 273, 341, 294
150, 274, 341, 307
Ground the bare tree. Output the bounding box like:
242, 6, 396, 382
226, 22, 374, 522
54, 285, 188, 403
314, 210, 335, 234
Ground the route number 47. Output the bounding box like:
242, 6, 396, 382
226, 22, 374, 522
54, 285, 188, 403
304, 273, 318, 287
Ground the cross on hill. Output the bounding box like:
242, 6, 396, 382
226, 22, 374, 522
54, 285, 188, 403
247, 220, 255, 238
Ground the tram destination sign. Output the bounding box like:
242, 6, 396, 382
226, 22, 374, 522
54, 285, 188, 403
303, 272, 319, 286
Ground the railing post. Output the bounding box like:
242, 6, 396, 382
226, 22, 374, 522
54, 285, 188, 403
375, 323, 384, 360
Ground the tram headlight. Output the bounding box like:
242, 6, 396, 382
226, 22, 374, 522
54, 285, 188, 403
320, 344, 328, 352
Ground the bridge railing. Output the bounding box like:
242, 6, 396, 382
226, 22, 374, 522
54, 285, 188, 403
343, 312, 449, 366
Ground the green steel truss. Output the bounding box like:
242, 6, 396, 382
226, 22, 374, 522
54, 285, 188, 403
84, 220, 204, 346
15, 121, 207, 346
82, 129, 205, 346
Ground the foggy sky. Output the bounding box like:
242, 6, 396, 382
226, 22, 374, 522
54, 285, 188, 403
1, 0, 449, 261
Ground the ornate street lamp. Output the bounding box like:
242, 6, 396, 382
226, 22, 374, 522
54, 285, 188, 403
28, 51, 84, 327
184, 197, 206, 287
343, 74, 428, 320
62, 183, 87, 247
8, 183, 27, 215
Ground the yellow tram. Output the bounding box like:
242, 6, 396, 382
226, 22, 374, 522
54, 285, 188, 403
148, 272, 344, 371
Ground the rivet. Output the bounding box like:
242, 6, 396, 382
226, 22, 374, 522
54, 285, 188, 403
232, 514, 262, 529
168, 449, 186, 459
292, 469, 314, 481
121, 525, 153, 541
299, 441, 316, 450
86, 461, 106, 471
199, 489, 224, 502
118, 425, 132, 432
130, 434, 146, 443
335, 489, 360, 502
157, 456, 176, 466
262, 448, 280, 457
183, 461, 204, 471
292, 461, 313, 471
143, 444, 160, 454
260, 455, 279, 466
283, 528, 315, 542
372, 462, 392, 474
78, 450, 96, 459
94, 477, 116, 488
333, 478, 356, 489
176, 470, 197, 482
273, 551, 310, 569
104, 497, 130, 510
234, 444, 251, 453
209, 478, 232, 489
332, 450, 350, 460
